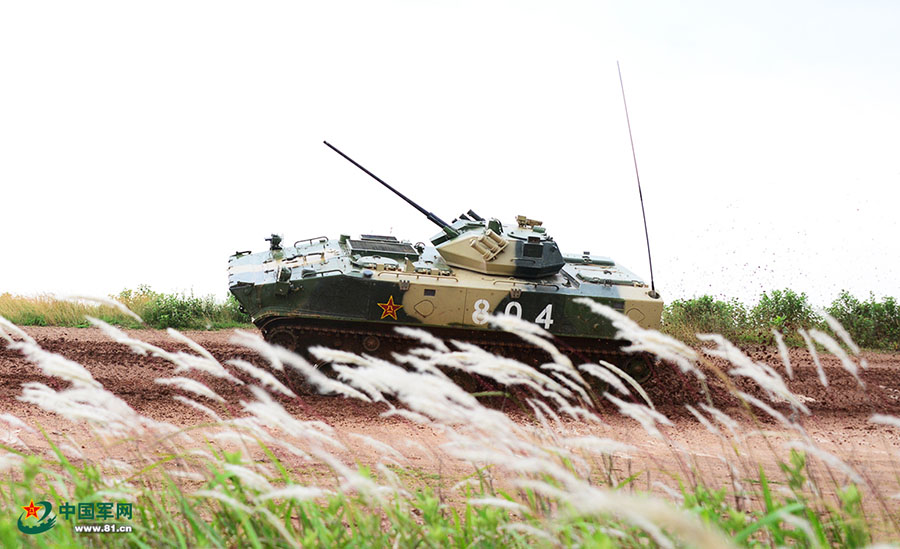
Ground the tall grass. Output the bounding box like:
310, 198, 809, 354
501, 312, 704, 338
0, 294, 142, 329
0, 299, 895, 547
0, 286, 250, 330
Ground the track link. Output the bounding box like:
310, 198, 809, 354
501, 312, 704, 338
260, 318, 655, 386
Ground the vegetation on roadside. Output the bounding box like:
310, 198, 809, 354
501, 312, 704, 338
2, 286, 898, 351
826, 290, 900, 351
115, 285, 250, 330
662, 288, 900, 351
0, 286, 250, 331
0, 294, 142, 330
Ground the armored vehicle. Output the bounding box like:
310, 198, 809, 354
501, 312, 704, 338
228, 142, 663, 380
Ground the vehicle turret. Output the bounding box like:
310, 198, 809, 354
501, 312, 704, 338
430, 214, 564, 278
325, 141, 564, 279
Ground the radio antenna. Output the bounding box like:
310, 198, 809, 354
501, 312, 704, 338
617, 61, 659, 298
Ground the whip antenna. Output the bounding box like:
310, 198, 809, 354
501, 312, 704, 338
617, 61, 659, 298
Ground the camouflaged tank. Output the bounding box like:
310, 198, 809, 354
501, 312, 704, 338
227, 143, 664, 380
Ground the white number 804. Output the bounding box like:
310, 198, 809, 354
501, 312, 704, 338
472, 300, 554, 329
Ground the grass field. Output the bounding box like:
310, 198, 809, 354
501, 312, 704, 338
0, 286, 250, 331
0, 299, 895, 547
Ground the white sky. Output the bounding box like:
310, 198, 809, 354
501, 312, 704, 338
2, 1, 898, 306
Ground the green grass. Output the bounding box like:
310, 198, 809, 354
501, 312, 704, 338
0, 437, 877, 548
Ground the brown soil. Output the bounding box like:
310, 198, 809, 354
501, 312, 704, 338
3, 326, 900, 523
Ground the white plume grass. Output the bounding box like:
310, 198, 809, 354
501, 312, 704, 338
223, 463, 273, 492
258, 485, 331, 502
808, 328, 863, 387
772, 329, 793, 379
173, 395, 222, 422
468, 497, 528, 513
0, 316, 36, 344
869, 414, 900, 429
348, 433, 405, 461
231, 330, 285, 372
9, 341, 99, 388
685, 405, 722, 437
799, 328, 828, 388
578, 362, 630, 396
226, 358, 296, 398
784, 440, 863, 484
166, 328, 243, 383
279, 347, 372, 401
598, 359, 653, 409
605, 393, 672, 441
60, 294, 144, 323
575, 298, 704, 380
699, 333, 810, 415
155, 377, 225, 403
821, 310, 861, 355
1, 293, 882, 548
394, 326, 449, 352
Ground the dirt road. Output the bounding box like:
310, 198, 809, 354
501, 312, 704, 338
2, 326, 900, 507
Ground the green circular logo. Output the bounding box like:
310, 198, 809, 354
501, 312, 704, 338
18, 500, 57, 535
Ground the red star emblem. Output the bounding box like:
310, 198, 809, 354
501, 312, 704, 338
22, 500, 40, 520
377, 296, 403, 320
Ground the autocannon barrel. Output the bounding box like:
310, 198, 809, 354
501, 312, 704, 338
324, 141, 460, 238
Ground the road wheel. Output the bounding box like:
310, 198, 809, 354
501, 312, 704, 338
362, 335, 380, 352
624, 356, 653, 384
266, 327, 297, 352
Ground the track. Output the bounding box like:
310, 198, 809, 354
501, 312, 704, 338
261, 317, 654, 385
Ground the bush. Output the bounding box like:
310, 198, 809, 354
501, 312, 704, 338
827, 291, 900, 351
116, 285, 251, 330
750, 289, 821, 335
143, 293, 211, 329
662, 296, 749, 342
224, 294, 251, 324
